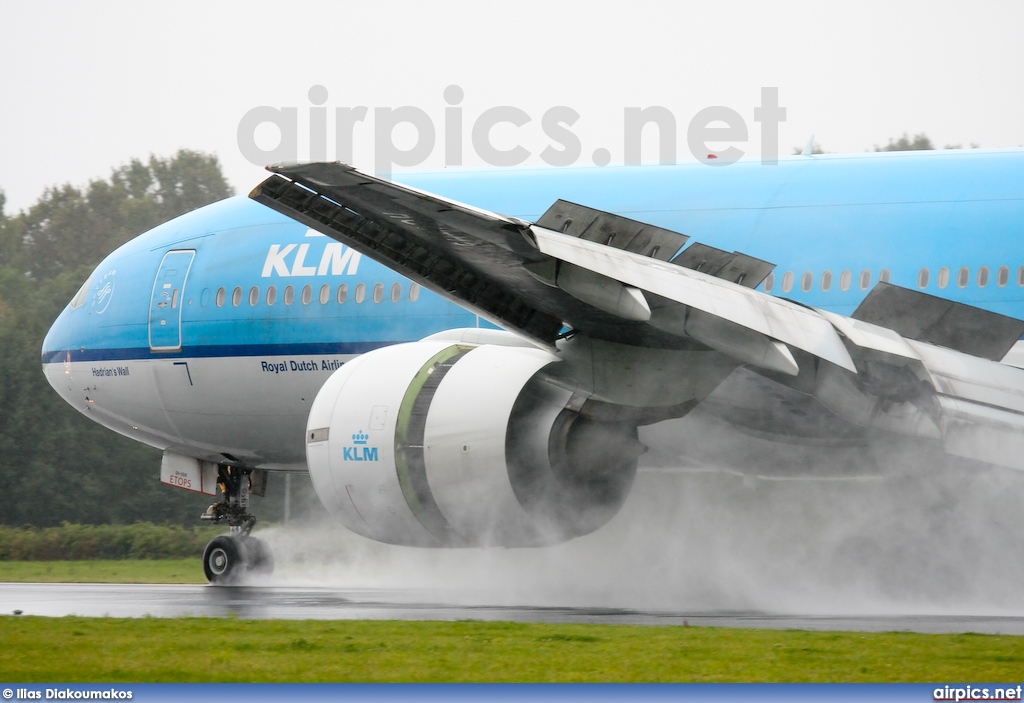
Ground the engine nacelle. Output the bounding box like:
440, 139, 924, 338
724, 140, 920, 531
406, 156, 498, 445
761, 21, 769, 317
305, 341, 639, 547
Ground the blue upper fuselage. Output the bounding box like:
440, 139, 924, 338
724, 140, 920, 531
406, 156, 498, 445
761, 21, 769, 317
398, 148, 1024, 316
41, 196, 481, 365
43, 148, 1024, 366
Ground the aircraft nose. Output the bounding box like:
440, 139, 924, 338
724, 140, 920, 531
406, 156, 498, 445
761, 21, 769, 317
41, 275, 91, 409
42, 320, 72, 405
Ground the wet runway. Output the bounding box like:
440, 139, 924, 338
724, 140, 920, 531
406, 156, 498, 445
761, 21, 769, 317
3, 582, 1024, 634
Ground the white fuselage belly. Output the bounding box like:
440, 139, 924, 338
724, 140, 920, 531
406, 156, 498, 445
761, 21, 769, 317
44, 355, 356, 470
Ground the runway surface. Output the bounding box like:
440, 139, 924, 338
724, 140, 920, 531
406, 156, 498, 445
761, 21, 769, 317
6, 466, 1024, 634
3, 582, 1024, 634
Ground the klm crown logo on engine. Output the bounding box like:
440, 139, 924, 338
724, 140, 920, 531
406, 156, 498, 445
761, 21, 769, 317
342, 430, 379, 462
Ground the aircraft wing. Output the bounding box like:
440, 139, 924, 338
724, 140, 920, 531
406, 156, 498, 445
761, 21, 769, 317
252, 162, 1024, 473
251, 163, 860, 375
252, 162, 657, 350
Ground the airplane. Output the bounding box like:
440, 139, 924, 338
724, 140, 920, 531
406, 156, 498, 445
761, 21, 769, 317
41, 148, 1024, 584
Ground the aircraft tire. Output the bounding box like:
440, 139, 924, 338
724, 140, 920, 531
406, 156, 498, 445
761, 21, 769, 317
202, 535, 246, 585
244, 536, 275, 577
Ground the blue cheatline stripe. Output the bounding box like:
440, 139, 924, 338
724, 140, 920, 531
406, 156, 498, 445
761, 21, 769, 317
42, 333, 1024, 366
41, 341, 403, 365
0, 683, 987, 701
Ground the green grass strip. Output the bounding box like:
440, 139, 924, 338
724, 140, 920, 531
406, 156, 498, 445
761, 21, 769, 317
0, 560, 205, 584
1, 616, 1023, 682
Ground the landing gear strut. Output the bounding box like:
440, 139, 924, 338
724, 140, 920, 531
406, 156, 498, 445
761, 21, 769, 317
200, 465, 274, 584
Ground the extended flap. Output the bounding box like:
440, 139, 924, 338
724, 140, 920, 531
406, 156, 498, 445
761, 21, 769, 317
852, 283, 1024, 361
671, 242, 775, 288
536, 200, 688, 262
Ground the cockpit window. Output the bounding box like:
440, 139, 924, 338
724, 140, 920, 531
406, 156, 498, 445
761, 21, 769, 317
70, 276, 94, 309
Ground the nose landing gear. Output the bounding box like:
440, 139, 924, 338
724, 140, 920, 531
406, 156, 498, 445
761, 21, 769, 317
200, 465, 274, 585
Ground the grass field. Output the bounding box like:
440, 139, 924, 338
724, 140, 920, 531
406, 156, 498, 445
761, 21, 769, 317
2, 615, 1024, 682
0, 559, 205, 583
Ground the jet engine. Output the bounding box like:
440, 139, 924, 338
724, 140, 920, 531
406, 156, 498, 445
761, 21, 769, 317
305, 341, 641, 547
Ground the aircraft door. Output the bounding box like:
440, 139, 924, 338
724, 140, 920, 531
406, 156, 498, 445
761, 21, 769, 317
149, 249, 196, 351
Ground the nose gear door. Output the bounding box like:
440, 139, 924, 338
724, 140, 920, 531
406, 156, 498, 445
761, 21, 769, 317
149, 249, 196, 351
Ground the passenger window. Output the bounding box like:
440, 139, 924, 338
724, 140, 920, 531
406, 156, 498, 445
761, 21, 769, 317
998, 266, 1010, 287
319, 284, 331, 305
232, 286, 243, 307
216, 287, 226, 307
301, 284, 312, 305
391, 282, 403, 302
879, 268, 891, 284
801, 271, 813, 292
937, 267, 950, 289
373, 283, 384, 303
840, 270, 852, 291
918, 268, 930, 288
978, 266, 990, 288
409, 283, 421, 302
1017, 266, 1024, 287
355, 283, 366, 303
266, 285, 277, 306
249, 286, 259, 306
859, 270, 871, 290
763, 272, 775, 293
337, 283, 348, 304
957, 266, 970, 288
284, 285, 295, 305
781, 271, 794, 293
820, 271, 832, 292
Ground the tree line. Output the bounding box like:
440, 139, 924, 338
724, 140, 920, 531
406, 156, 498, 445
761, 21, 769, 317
0, 151, 246, 526
796, 131, 978, 155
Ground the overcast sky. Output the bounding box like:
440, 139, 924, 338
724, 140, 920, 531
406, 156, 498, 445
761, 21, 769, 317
1, 0, 1022, 213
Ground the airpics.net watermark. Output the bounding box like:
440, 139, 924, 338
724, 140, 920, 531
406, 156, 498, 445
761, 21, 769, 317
237, 85, 787, 177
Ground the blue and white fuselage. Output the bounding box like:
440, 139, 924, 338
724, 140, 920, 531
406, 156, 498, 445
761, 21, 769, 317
42, 149, 1024, 473
41, 196, 481, 470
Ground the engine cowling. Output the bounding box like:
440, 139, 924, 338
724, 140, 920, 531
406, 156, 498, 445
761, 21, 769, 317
305, 341, 640, 547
